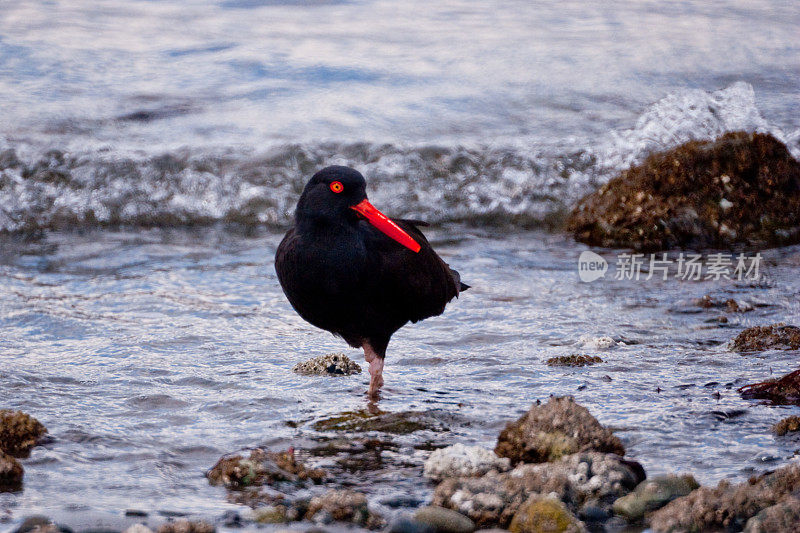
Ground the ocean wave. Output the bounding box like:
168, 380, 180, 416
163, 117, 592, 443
0, 82, 796, 233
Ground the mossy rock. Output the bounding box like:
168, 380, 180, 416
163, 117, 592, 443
0, 410, 47, 457
546, 355, 603, 367
509, 496, 585, 533
206, 448, 325, 489
732, 324, 800, 352
312, 410, 447, 434
495, 397, 624, 465
293, 353, 362, 376
567, 132, 800, 250
773, 416, 800, 436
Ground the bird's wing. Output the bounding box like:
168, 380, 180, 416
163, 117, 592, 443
360, 218, 461, 325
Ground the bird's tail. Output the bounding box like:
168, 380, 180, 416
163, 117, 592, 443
449, 267, 470, 295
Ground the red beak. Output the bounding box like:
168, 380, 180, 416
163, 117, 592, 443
350, 199, 421, 253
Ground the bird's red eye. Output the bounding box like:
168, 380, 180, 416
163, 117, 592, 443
329, 181, 344, 193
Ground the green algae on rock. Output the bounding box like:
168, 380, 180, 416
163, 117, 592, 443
649, 462, 800, 532
567, 132, 800, 250
494, 397, 624, 464
611, 474, 699, 521
774, 416, 800, 436
292, 353, 362, 376
732, 324, 800, 352
313, 410, 449, 434
206, 448, 325, 489
0, 450, 24, 491
509, 496, 586, 533
0, 409, 47, 457
545, 355, 603, 367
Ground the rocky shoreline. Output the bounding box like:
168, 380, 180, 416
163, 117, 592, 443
5, 319, 800, 532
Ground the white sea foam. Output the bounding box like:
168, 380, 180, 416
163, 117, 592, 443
0, 83, 796, 233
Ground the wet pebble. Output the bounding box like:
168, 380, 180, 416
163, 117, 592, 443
414, 506, 476, 533
612, 474, 699, 521
292, 353, 361, 376
388, 517, 436, 533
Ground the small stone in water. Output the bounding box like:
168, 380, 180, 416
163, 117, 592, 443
414, 506, 476, 533
0, 451, 24, 490
773, 416, 800, 436
0, 410, 48, 457
292, 353, 362, 376
545, 355, 603, 367
612, 474, 699, 521
388, 517, 436, 533
156, 520, 215, 533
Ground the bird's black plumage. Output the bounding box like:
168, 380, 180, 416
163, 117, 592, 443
275, 166, 467, 395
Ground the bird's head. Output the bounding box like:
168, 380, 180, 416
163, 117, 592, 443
296, 166, 420, 252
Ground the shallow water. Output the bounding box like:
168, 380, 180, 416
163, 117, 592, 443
2, 227, 800, 526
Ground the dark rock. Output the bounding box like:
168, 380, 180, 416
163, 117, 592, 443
567, 131, 800, 250
305, 490, 384, 529
732, 324, 800, 352
414, 506, 476, 533
612, 474, 699, 521
389, 518, 436, 533
0, 410, 48, 457
650, 462, 800, 532
695, 295, 753, 313
545, 355, 603, 367
774, 416, 800, 436
381, 495, 427, 509
494, 397, 624, 464
739, 368, 800, 405
312, 410, 448, 434
206, 448, 325, 489
508, 496, 585, 533
155, 521, 214, 533
0, 451, 24, 490
219, 510, 241, 527
0, 149, 20, 169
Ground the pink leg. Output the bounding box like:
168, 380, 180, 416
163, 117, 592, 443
363, 342, 385, 397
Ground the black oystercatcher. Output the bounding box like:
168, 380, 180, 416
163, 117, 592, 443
275, 166, 468, 396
